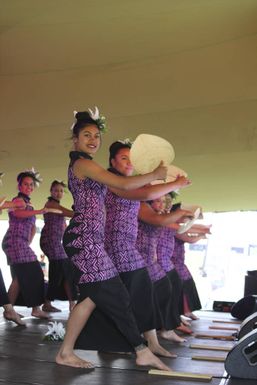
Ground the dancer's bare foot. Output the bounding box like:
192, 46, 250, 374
180, 316, 191, 327
184, 312, 199, 320
42, 304, 61, 313
31, 308, 51, 319
136, 347, 172, 371
176, 324, 193, 334
148, 342, 177, 358
3, 310, 26, 326
56, 350, 95, 369
160, 330, 186, 343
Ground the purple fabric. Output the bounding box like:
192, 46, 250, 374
171, 237, 192, 280
40, 212, 67, 260
136, 219, 166, 282
156, 227, 176, 272
2, 199, 37, 264
104, 189, 146, 273
63, 165, 118, 284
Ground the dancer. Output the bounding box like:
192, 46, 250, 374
104, 141, 191, 357
172, 231, 205, 320
0, 197, 26, 325
56, 108, 171, 370
156, 194, 193, 338
136, 197, 193, 340
40, 180, 77, 312
2, 169, 52, 319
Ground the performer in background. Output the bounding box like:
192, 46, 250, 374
40, 180, 77, 312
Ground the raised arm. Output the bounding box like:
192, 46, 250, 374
45, 200, 74, 218
73, 158, 167, 191
138, 202, 194, 226
108, 175, 191, 201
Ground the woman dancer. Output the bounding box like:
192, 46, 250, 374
136, 197, 193, 340
2, 169, 51, 319
0, 196, 26, 325
40, 180, 77, 312
104, 141, 191, 356
172, 231, 205, 320
156, 195, 192, 338
56, 108, 172, 370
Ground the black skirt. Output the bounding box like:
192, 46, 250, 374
166, 269, 183, 325
153, 275, 179, 330
46, 259, 78, 301
120, 268, 156, 333
74, 275, 145, 352
10, 261, 45, 307
183, 277, 202, 311
0, 269, 9, 306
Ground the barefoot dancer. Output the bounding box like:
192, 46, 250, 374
56, 108, 170, 370
104, 141, 191, 356
40, 180, 77, 312
2, 169, 51, 319
0, 193, 26, 326
136, 198, 193, 341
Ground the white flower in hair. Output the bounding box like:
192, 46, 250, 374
44, 321, 66, 341
0, 172, 4, 186
88, 106, 100, 120
25, 167, 43, 186
118, 138, 133, 146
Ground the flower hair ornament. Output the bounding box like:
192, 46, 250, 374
17, 167, 43, 187
118, 138, 133, 146
0, 172, 4, 186
43, 321, 65, 341
71, 106, 108, 133
88, 106, 107, 133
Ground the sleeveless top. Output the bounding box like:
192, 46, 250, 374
172, 237, 192, 280
136, 216, 166, 282
63, 151, 118, 283
40, 197, 67, 260
2, 192, 37, 264
156, 226, 176, 272
104, 167, 146, 273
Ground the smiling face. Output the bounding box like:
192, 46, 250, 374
73, 124, 101, 156
51, 183, 65, 202
18, 176, 35, 196
110, 147, 134, 176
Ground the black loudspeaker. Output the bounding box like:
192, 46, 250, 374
225, 329, 257, 380
231, 295, 257, 320
237, 312, 257, 340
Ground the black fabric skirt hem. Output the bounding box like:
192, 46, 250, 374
183, 277, 202, 311
46, 259, 78, 301
0, 269, 9, 306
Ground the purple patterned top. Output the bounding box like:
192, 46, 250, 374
136, 218, 166, 282
156, 227, 176, 272
2, 193, 37, 265
40, 199, 67, 260
104, 169, 146, 273
63, 152, 118, 284
172, 237, 192, 280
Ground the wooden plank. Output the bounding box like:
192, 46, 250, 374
212, 319, 241, 325
194, 333, 235, 341
192, 355, 226, 363
190, 344, 232, 352
209, 326, 238, 331
148, 369, 213, 382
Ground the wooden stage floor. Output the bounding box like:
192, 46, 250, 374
0, 303, 255, 385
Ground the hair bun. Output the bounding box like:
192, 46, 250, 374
75, 111, 91, 121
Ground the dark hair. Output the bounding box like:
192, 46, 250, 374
17, 171, 41, 187
50, 180, 67, 191
72, 111, 99, 138
170, 202, 181, 211
109, 141, 131, 166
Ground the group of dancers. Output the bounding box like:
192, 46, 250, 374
0, 107, 211, 371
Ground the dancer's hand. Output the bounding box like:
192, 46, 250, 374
152, 161, 168, 180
